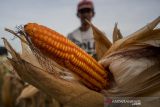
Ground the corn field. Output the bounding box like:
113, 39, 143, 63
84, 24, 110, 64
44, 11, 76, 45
0, 16, 160, 107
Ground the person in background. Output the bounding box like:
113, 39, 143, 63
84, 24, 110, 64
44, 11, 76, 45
68, 0, 97, 59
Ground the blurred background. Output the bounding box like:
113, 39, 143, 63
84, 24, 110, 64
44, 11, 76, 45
0, 0, 160, 52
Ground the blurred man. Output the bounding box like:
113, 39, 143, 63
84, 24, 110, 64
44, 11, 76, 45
68, 0, 96, 59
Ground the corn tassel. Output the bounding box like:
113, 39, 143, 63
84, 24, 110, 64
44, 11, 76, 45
24, 23, 108, 91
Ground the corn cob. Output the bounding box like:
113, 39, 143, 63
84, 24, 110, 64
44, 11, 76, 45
24, 23, 108, 91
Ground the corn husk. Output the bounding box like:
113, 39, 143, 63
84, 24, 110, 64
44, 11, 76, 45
16, 84, 61, 107
16, 85, 38, 103
1, 74, 24, 107
17, 85, 61, 107
113, 23, 123, 43
104, 16, 160, 56
2, 37, 104, 107
99, 17, 160, 98
1, 75, 12, 107
87, 20, 112, 60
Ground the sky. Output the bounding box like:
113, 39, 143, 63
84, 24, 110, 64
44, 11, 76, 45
0, 0, 160, 52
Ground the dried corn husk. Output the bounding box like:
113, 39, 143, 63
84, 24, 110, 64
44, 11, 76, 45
2, 37, 104, 107
110, 17, 159, 54
17, 85, 61, 107
1, 74, 24, 107
113, 23, 123, 43
99, 17, 160, 97
16, 85, 38, 103
86, 20, 112, 60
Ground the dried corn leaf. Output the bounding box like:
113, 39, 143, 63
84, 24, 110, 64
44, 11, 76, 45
17, 85, 39, 103
2, 38, 20, 61
117, 29, 123, 40
1, 75, 12, 107
105, 16, 160, 55
2, 59, 13, 71
20, 36, 43, 70
87, 21, 112, 60
113, 23, 123, 43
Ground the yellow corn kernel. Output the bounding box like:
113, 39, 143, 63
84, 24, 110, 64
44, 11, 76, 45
24, 23, 109, 91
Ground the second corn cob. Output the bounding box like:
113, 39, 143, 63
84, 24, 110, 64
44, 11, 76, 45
24, 23, 108, 91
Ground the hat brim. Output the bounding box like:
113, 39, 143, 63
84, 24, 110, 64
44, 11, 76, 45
78, 4, 93, 10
